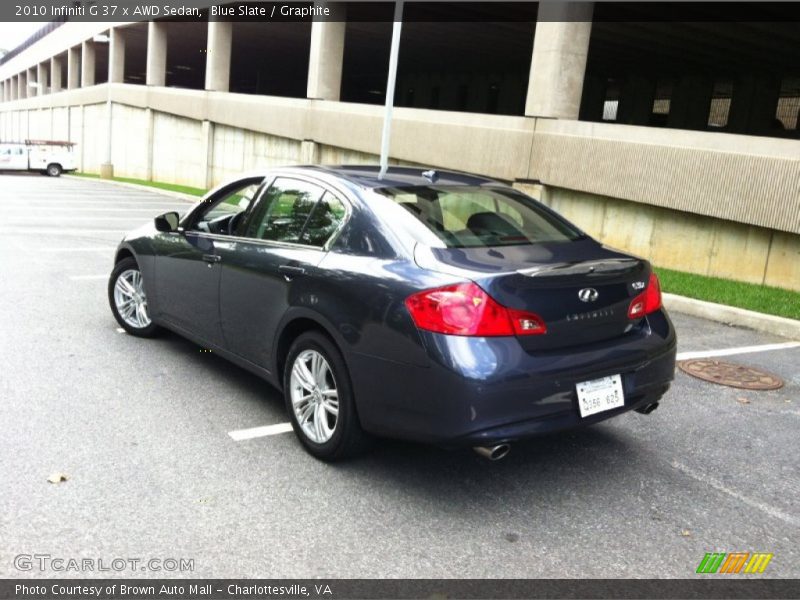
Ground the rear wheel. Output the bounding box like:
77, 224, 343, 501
284, 331, 370, 461
108, 257, 160, 337
46, 163, 62, 177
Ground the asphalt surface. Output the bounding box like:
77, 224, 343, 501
0, 173, 798, 579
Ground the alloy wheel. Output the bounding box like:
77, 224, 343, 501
290, 349, 339, 443
113, 269, 151, 329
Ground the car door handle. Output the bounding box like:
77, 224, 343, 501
279, 265, 306, 279
202, 254, 222, 264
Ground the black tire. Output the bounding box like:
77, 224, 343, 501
108, 257, 160, 338
46, 163, 62, 177
283, 331, 371, 461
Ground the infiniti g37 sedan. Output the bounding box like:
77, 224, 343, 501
108, 166, 676, 461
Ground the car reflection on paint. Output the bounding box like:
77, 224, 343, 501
108, 166, 676, 461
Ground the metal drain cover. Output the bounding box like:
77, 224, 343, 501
678, 359, 784, 390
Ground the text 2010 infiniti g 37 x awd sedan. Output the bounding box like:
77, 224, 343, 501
109, 166, 676, 461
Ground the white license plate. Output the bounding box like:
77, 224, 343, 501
576, 374, 625, 418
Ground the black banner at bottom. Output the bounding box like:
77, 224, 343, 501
1, 579, 799, 600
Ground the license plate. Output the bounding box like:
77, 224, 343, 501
576, 374, 624, 418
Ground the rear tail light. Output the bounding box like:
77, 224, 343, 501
628, 272, 662, 319
405, 282, 546, 337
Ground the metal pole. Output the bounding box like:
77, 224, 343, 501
378, 0, 403, 180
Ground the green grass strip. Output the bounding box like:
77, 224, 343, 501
656, 267, 800, 321
72, 172, 207, 197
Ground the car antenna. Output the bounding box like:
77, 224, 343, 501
422, 170, 438, 183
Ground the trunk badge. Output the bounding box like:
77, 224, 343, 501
578, 288, 599, 302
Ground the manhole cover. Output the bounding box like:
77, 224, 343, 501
678, 359, 784, 390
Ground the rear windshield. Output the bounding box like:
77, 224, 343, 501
376, 185, 583, 248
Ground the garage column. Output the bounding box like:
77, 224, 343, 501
109, 28, 126, 83
525, 2, 594, 120
50, 56, 63, 93
67, 46, 80, 89
205, 21, 232, 92
146, 21, 167, 86
81, 41, 96, 87
12, 75, 19, 100
307, 20, 346, 101
37, 62, 49, 95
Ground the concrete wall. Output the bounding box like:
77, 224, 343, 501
520, 185, 800, 292
211, 124, 302, 185
151, 112, 205, 187
110, 103, 150, 180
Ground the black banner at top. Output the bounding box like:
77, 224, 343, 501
4, 1, 800, 23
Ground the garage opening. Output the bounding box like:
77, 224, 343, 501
164, 20, 207, 89
580, 4, 800, 139
229, 22, 311, 96
122, 23, 147, 84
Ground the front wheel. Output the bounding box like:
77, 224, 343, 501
284, 332, 370, 461
46, 163, 62, 177
108, 257, 160, 337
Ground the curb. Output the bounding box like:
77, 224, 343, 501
663, 293, 800, 341
64, 174, 201, 203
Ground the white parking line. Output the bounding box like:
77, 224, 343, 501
39, 247, 116, 252
672, 461, 800, 527
228, 422, 294, 441
0, 228, 126, 235
676, 341, 800, 361
68, 274, 107, 281
6, 216, 158, 221
7, 207, 184, 213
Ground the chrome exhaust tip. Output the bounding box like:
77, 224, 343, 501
473, 444, 511, 461
635, 402, 660, 415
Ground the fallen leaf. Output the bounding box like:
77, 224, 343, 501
737, 397, 750, 405
47, 473, 68, 484
681, 529, 692, 537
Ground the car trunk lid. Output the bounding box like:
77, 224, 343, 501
415, 240, 651, 351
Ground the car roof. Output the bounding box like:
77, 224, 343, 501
299, 165, 500, 189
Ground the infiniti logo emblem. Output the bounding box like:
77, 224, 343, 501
578, 288, 599, 303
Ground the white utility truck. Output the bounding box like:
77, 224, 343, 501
0, 139, 77, 177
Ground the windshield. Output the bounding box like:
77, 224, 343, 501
376, 185, 584, 248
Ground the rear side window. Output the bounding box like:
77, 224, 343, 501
247, 178, 324, 243
246, 178, 347, 247
300, 192, 347, 247
377, 186, 582, 248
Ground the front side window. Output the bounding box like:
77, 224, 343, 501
190, 179, 262, 235
377, 186, 583, 248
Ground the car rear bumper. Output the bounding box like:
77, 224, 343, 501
348, 310, 677, 446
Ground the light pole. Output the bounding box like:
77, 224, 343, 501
378, 0, 404, 180
93, 33, 113, 179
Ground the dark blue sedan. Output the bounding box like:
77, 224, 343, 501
109, 166, 676, 461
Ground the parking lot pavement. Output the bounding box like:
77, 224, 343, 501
0, 173, 797, 579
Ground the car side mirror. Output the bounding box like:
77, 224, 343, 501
155, 211, 180, 233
